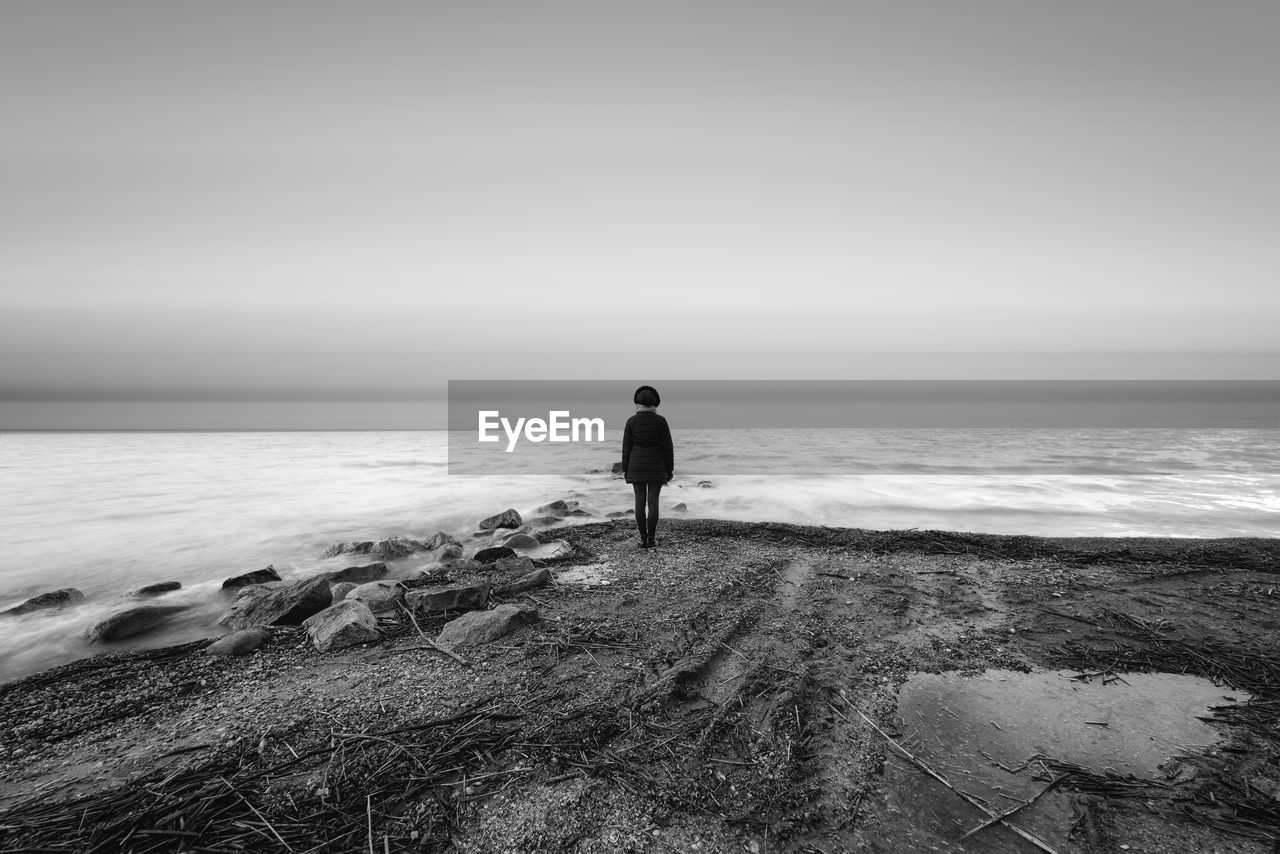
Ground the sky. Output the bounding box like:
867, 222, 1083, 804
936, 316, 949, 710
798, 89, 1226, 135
2, 1, 1278, 428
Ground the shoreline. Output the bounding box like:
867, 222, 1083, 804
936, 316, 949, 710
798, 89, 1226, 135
2, 518, 1277, 852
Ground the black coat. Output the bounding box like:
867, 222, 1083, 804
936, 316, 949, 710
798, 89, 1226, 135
622, 410, 674, 484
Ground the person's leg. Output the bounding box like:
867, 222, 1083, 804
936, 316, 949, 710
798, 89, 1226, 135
632, 483, 648, 544
646, 482, 662, 545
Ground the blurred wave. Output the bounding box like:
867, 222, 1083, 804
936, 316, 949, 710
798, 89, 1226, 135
0, 428, 1276, 681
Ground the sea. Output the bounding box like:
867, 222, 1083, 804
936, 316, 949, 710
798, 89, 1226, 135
1, 428, 1276, 683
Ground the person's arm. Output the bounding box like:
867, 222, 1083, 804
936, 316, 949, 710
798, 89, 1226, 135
661, 417, 674, 481
621, 418, 633, 472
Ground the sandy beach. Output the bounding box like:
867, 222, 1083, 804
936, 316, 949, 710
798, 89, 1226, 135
1, 517, 1277, 853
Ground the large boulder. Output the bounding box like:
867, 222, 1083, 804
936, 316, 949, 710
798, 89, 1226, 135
130, 581, 182, 597
473, 546, 516, 564
611, 461, 625, 475
302, 601, 381, 651
324, 562, 388, 584
502, 533, 541, 549
436, 604, 538, 650
205, 627, 271, 656
345, 580, 406, 613
217, 576, 332, 629
330, 581, 358, 600
479, 508, 522, 530
86, 604, 188, 643
405, 581, 491, 616
2, 588, 84, 617
221, 566, 281, 589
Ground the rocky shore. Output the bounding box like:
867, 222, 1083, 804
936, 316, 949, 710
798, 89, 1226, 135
1, 515, 1277, 853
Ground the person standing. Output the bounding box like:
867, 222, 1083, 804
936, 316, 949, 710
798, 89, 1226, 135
622, 385, 674, 548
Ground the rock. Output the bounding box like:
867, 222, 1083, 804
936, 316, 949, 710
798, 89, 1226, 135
406, 581, 491, 616
427, 532, 462, 551
321, 541, 374, 558
130, 581, 182, 597
492, 555, 536, 574
330, 582, 358, 600
501, 533, 541, 549
2, 588, 85, 617
436, 604, 538, 650
221, 566, 281, 589
428, 542, 463, 562
527, 515, 562, 527
441, 558, 482, 572
473, 546, 516, 564
606, 511, 628, 518
217, 576, 332, 629
611, 461, 625, 475
493, 567, 552, 599
369, 537, 427, 560
479, 508, 522, 530
535, 499, 573, 516
345, 580, 406, 613
86, 604, 187, 643
302, 601, 381, 651
324, 562, 388, 584
698, 480, 714, 488
205, 627, 271, 656
672, 503, 688, 512
565, 508, 593, 517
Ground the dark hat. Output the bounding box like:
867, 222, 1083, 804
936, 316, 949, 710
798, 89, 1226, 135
633, 385, 661, 406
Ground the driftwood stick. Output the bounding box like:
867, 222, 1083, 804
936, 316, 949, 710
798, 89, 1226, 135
400, 603, 469, 667
832, 694, 1062, 854
217, 776, 294, 853
960, 776, 1064, 840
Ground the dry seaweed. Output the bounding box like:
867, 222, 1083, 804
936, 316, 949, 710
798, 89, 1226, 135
0, 697, 521, 853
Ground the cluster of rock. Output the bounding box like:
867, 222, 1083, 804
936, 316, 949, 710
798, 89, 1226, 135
1, 577, 194, 621
321, 532, 464, 564
1, 588, 86, 617
204, 507, 560, 655
2, 581, 191, 642
208, 515, 550, 654
5, 500, 583, 660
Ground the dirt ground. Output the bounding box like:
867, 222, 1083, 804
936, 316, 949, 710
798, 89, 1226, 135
1, 518, 1278, 853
